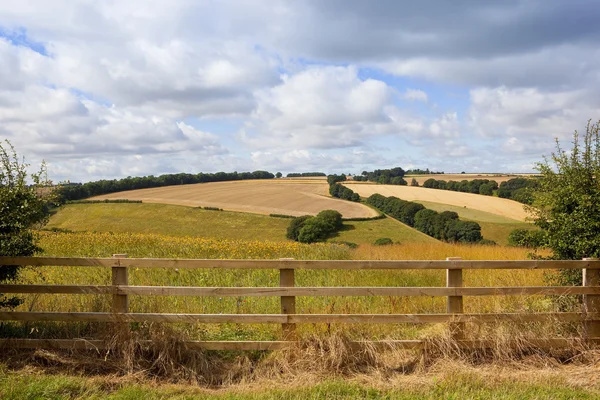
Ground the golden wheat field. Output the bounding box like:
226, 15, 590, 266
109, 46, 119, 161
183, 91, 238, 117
92, 179, 378, 218
344, 182, 529, 221
404, 173, 538, 186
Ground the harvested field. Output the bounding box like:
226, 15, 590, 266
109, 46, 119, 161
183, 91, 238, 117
344, 183, 530, 221
405, 173, 538, 186
91, 180, 378, 218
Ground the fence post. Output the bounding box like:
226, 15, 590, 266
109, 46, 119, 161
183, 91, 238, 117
112, 254, 129, 314
583, 258, 600, 340
446, 257, 464, 339
279, 258, 296, 340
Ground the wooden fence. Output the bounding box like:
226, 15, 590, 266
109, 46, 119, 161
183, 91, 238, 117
0, 255, 599, 351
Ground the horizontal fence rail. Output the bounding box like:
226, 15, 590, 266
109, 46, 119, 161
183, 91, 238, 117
1, 255, 599, 351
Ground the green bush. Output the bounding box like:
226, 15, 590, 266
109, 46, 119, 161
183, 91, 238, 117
316, 210, 343, 231
1, 141, 55, 309
507, 229, 546, 248
373, 238, 394, 246
298, 218, 331, 243
286, 215, 312, 241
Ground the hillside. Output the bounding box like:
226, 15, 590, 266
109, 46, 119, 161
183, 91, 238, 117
344, 182, 529, 221
91, 179, 378, 218
46, 203, 435, 244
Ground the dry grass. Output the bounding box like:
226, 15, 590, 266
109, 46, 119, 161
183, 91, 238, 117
344, 182, 530, 221
91, 179, 378, 218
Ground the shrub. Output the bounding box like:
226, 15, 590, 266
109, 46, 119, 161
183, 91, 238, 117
286, 215, 312, 241
410, 178, 419, 187
316, 210, 343, 231
297, 217, 331, 243
373, 238, 394, 246
269, 213, 296, 219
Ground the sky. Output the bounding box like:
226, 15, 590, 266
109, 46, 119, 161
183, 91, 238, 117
1, 0, 599, 182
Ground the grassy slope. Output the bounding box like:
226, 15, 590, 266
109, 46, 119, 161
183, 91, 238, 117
47, 203, 436, 244
47, 203, 290, 242
413, 200, 537, 245
332, 217, 438, 245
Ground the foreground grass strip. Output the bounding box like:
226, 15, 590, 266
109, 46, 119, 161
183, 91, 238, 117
1, 372, 598, 399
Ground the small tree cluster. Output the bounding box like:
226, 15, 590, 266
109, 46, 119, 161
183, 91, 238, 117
422, 178, 498, 196
355, 167, 406, 184
329, 183, 360, 202
366, 194, 483, 243
286, 210, 343, 243
326, 174, 347, 185
497, 177, 539, 204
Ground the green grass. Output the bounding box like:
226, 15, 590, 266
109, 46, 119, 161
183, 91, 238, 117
1, 371, 597, 399
332, 217, 438, 245
413, 200, 537, 245
47, 204, 435, 245
47, 203, 290, 242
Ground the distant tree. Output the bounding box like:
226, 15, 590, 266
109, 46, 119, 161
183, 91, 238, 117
1, 141, 55, 309
410, 178, 419, 187
276, 172, 282, 178
390, 176, 407, 185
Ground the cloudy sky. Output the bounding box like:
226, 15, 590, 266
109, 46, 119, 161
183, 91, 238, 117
1, 0, 599, 182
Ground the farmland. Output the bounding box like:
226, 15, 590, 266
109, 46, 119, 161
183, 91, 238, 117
404, 173, 539, 186
91, 179, 378, 218
344, 182, 530, 221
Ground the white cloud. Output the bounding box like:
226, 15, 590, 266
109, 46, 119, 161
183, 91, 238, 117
403, 89, 428, 102
468, 86, 599, 140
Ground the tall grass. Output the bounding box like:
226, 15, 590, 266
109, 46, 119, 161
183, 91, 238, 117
4, 232, 565, 342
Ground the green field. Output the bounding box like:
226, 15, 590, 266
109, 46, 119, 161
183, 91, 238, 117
414, 200, 537, 245
47, 204, 438, 245
332, 217, 438, 245
47, 203, 290, 241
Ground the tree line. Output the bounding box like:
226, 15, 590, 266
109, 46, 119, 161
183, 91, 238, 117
286, 172, 326, 177
366, 194, 485, 244
422, 178, 499, 196
58, 170, 275, 202
326, 174, 360, 202
405, 168, 445, 175
352, 167, 407, 185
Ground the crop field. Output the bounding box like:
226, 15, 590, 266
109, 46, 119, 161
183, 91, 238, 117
404, 173, 539, 185
91, 179, 378, 218
344, 182, 530, 221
